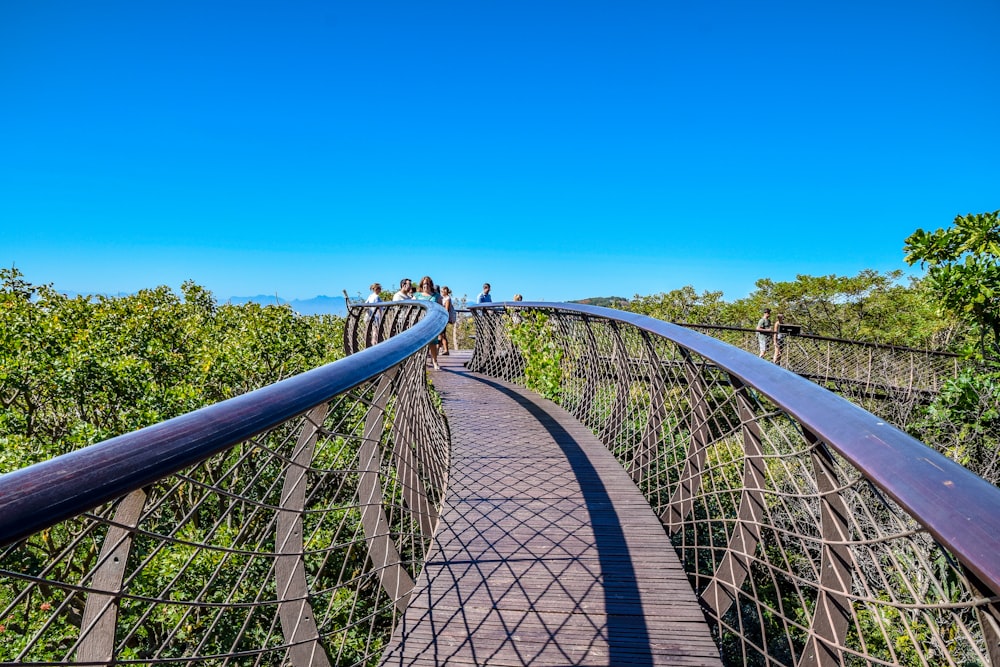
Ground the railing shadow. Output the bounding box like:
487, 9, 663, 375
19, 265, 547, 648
475, 374, 653, 666
380, 361, 720, 665
469, 301, 1000, 667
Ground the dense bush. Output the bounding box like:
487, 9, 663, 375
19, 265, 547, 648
0, 268, 344, 472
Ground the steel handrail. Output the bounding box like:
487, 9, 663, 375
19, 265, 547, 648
476, 301, 1000, 595
0, 301, 448, 547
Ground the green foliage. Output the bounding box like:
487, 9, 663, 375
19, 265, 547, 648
0, 268, 344, 471
900, 212, 1000, 485
624, 286, 733, 324
905, 210, 1000, 361
571, 296, 629, 308
507, 311, 563, 400
908, 368, 1000, 483
617, 271, 953, 349
749, 270, 952, 347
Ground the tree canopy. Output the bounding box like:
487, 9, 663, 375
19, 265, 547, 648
905, 210, 1000, 361
0, 268, 344, 472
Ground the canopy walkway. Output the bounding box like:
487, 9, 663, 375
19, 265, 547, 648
2, 301, 998, 666
382, 352, 720, 665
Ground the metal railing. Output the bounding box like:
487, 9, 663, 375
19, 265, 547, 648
0, 301, 448, 666
681, 323, 962, 396
469, 302, 1000, 666
4, 296, 996, 666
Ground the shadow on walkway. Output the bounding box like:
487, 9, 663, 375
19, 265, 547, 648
380, 353, 720, 666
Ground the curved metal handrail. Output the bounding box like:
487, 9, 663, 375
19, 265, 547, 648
476, 301, 1000, 590
0, 300, 449, 667
469, 301, 1000, 666
0, 302, 447, 547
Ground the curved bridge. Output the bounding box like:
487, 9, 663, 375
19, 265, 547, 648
1, 301, 998, 666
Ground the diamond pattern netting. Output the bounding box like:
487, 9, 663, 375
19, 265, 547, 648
468, 304, 1000, 667
1, 313, 449, 666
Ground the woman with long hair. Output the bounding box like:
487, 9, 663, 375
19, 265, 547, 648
439, 286, 456, 355
414, 276, 442, 369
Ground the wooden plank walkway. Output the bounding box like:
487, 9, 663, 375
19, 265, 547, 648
380, 351, 722, 666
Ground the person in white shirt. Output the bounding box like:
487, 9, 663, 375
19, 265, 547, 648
366, 283, 382, 305
365, 283, 383, 344
392, 278, 413, 301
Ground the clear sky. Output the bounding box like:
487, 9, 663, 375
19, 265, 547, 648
2, 1, 998, 305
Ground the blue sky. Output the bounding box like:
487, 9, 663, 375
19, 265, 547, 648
2, 1, 998, 305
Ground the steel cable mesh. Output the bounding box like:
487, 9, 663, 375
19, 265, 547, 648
0, 321, 449, 665
469, 304, 999, 667
681, 326, 1000, 488
683, 325, 959, 398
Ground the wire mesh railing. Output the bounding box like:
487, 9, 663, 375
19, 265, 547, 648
0, 301, 449, 666
681, 324, 961, 395
468, 302, 1000, 667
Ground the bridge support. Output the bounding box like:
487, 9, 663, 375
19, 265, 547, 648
800, 431, 853, 667
662, 349, 712, 532
76, 489, 148, 664
276, 404, 334, 667
699, 377, 766, 617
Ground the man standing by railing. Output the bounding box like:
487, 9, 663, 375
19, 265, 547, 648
393, 278, 413, 301
477, 283, 492, 303
756, 307, 772, 357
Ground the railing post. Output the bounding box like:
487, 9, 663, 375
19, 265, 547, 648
76, 489, 148, 664
597, 320, 633, 443
662, 348, 711, 533
276, 404, 334, 667
358, 368, 416, 613
963, 567, 1000, 666
573, 314, 602, 429
798, 431, 853, 667
389, 359, 440, 536
633, 330, 668, 486
467, 308, 498, 374
699, 376, 766, 617
825, 340, 832, 382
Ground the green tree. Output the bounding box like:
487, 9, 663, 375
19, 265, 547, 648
904, 210, 1000, 361
618, 272, 951, 349
0, 268, 344, 472
625, 286, 733, 324
508, 311, 563, 400
748, 269, 948, 345
903, 212, 1000, 486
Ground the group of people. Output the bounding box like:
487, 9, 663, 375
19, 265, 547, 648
755, 307, 787, 364
365, 279, 526, 369
366, 276, 461, 370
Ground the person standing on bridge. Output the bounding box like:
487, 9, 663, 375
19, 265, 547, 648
366, 282, 382, 305
393, 278, 413, 301
772, 312, 786, 365
440, 286, 456, 355
477, 283, 492, 303
414, 276, 443, 370
756, 308, 772, 358
365, 282, 383, 345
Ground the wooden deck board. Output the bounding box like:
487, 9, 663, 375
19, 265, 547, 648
380, 352, 722, 666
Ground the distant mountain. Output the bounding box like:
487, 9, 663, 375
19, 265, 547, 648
571, 296, 629, 308
226, 294, 348, 317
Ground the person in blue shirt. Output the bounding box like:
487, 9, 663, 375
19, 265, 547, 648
477, 283, 492, 303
